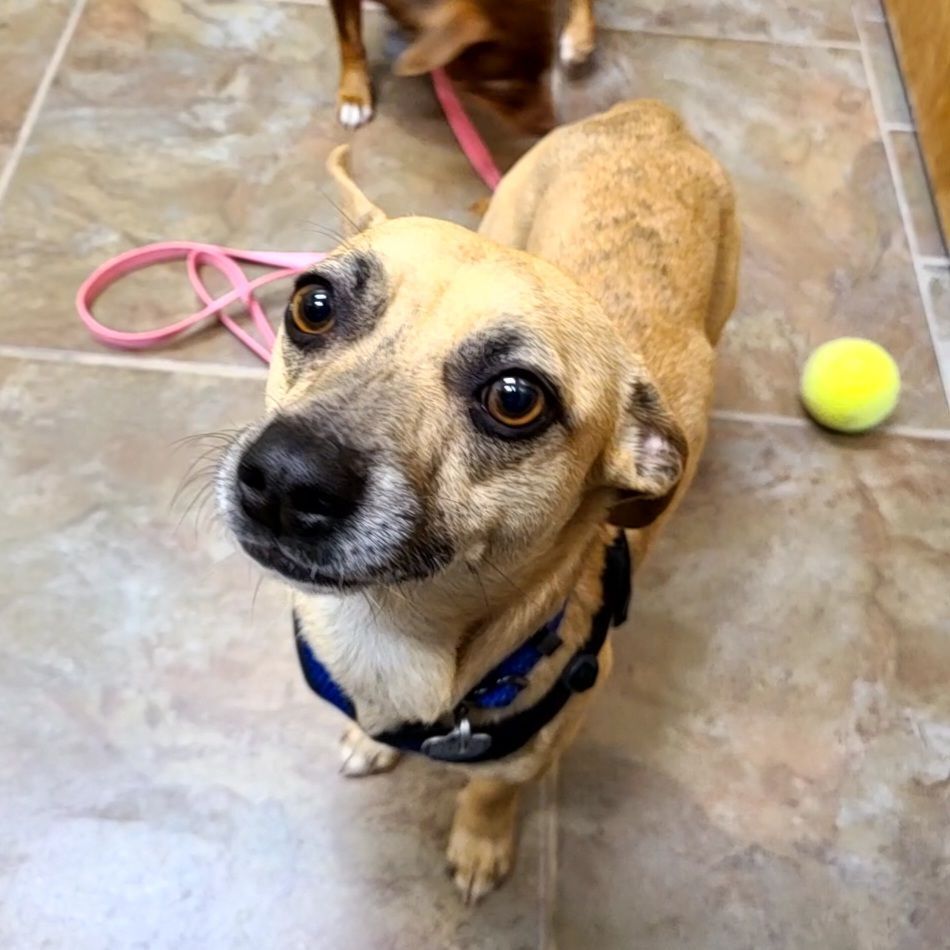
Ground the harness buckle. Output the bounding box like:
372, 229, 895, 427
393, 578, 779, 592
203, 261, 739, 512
420, 708, 492, 762
562, 653, 599, 693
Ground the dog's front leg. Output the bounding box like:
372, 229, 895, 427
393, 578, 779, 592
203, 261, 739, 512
329, 0, 374, 128
447, 776, 524, 903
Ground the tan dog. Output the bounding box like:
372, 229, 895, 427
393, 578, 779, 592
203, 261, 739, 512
215, 100, 738, 902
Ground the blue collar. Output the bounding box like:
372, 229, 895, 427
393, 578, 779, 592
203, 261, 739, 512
293, 532, 632, 764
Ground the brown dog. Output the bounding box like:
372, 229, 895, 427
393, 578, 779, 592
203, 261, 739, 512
216, 100, 738, 902
331, 0, 558, 131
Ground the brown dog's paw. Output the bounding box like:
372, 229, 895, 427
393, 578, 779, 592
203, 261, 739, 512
446, 823, 514, 904
337, 69, 374, 129
558, 22, 596, 72
339, 725, 400, 777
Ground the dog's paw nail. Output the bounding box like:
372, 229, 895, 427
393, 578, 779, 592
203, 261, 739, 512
339, 727, 400, 777
338, 100, 374, 129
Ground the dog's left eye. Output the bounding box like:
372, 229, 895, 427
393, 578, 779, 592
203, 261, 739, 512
481, 375, 546, 428
287, 279, 335, 337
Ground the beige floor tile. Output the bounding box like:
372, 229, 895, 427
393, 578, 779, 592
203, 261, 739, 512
557, 31, 947, 427
0, 0, 74, 168
861, 18, 911, 125
555, 419, 950, 948
891, 132, 948, 259
0, 357, 547, 950
593, 0, 856, 43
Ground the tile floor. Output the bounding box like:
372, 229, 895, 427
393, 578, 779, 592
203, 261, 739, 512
0, 0, 948, 947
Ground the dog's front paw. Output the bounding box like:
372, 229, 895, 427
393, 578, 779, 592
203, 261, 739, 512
559, 31, 595, 70
337, 69, 374, 129
338, 97, 374, 129
559, 20, 596, 71
446, 822, 515, 904
339, 725, 400, 777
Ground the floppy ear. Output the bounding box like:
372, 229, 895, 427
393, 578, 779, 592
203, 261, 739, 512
393, 2, 495, 76
326, 145, 387, 236
602, 376, 688, 529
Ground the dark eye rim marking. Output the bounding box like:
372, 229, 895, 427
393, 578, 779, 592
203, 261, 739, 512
281, 251, 387, 358
286, 277, 335, 342
470, 367, 560, 441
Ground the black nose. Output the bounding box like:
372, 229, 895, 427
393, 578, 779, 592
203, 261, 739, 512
236, 417, 367, 537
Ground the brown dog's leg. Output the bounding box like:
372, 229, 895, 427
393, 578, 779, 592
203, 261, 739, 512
559, 0, 596, 69
330, 0, 374, 128
447, 777, 523, 903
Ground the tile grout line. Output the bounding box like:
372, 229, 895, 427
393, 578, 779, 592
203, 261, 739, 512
0, 0, 88, 209
711, 408, 950, 441
882, 120, 915, 133
589, 26, 862, 52
4, 346, 949, 440
853, 11, 950, 413
259, 0, 863, 52
918, 255, 950, 270
536, 762, 559, 950
0, 345, 268, 380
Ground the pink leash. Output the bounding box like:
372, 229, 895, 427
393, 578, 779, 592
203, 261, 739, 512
76, 71, 501, 364
431, 69, 502, 190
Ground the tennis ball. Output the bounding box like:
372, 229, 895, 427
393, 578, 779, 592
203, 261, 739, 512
800, 338, 900, 433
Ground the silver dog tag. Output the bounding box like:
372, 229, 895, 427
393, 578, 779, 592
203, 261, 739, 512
421, 715, 492, 762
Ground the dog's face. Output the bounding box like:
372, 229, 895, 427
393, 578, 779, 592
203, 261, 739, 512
218, 205, 685, 592
393, 0, 556, 135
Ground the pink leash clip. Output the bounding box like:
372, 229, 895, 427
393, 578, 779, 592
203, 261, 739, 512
75, 71, 500, 363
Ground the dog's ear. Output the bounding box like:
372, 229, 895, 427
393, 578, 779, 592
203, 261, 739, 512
393, 2, 495, 76
602, 373, 688, 529
326, 145, 387, 235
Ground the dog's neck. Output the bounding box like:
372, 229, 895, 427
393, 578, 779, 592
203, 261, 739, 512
294, 518, 608, 734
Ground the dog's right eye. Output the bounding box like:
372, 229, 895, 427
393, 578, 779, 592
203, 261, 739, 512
484, 376, 545, 427
287, 279, 335, 339
471, 370, 557, 440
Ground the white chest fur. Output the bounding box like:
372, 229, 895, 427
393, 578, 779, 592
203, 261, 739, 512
295, 593, 458, 734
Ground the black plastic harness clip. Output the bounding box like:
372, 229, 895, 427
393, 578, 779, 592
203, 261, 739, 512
562, 653, 599, 693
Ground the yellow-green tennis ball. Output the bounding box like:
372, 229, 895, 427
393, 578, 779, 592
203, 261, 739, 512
800, 338, 900, 433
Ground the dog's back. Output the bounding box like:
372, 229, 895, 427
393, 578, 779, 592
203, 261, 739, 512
479, 100, 739, 542
481, 100, 738, 344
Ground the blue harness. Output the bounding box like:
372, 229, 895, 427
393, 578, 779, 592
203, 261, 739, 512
294, 533, 631, 764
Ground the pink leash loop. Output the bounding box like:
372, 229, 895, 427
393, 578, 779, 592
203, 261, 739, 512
76, 73, 498, 362
76, 242, 324, 364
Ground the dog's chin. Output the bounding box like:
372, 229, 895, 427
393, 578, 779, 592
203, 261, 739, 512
239, 540, 365, 591
237, 537, 445, 593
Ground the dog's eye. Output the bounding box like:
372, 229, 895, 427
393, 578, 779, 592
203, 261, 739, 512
288, 279, 335, 337
483, 375, 545, 427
